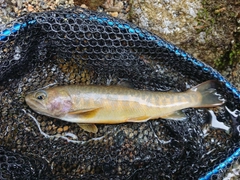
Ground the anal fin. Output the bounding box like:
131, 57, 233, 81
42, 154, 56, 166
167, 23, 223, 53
126, 116, 151, 122
162, 110, 187, 121
78, 124, 98, 133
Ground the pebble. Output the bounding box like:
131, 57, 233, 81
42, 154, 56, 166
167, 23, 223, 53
63, 126, 69, 131
101, 0, 113, 9
57, 127, 63, 133
108, 11, 118, 17
17, 0, 22, 9
27, 4, 34, 12
106, 1, 123, 12
80, 4, 88, 9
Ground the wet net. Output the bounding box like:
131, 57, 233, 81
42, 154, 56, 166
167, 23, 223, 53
0, 7, 240, 179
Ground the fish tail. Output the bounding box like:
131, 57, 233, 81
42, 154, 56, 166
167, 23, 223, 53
190, 80, 225, 108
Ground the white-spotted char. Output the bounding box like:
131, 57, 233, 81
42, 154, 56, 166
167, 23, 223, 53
25, 80, 225, 133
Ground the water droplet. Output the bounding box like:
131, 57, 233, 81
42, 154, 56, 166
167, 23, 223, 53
237, 125, 240, 136
13, 53, 21, 60
208, 110, 230, 131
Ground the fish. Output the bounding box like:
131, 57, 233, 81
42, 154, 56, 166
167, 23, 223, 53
25, 80, 225, 133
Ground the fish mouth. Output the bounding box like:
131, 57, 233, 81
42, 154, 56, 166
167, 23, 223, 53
25, 96, 46, 112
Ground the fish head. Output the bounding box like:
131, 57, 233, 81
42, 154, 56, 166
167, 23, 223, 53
25, 88, 73, 118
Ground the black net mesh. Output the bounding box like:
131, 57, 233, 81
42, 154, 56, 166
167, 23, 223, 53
0, 7, 240, 179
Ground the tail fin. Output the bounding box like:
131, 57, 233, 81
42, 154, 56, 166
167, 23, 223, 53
189, 80, 225, 108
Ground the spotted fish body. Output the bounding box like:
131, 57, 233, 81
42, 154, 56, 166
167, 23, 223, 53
25, 80, 225, 133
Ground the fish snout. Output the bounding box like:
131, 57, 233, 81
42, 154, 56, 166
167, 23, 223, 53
25, 95, 46, 112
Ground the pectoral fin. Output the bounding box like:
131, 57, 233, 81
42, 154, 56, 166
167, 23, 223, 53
78, 124, 98, 133
68, 108, 100, 115
126, 116, 151, 122
162, 110, 187, 121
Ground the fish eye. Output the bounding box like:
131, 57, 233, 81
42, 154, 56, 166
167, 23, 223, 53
35, 91, 47, 100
